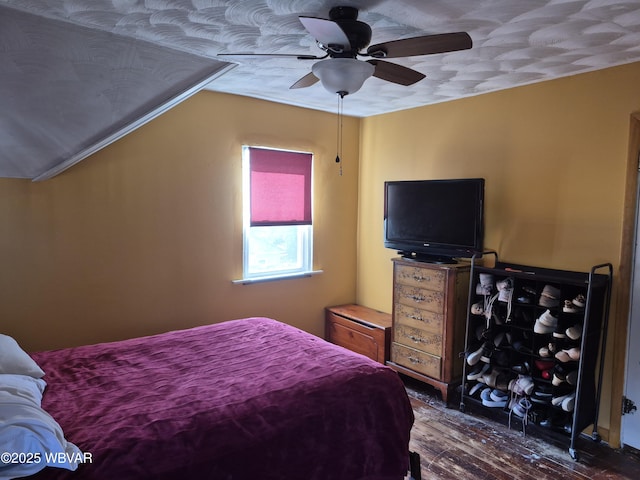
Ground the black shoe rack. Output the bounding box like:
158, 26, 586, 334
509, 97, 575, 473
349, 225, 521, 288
459, 251, 612, 460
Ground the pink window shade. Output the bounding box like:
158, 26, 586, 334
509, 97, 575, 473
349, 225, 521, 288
250, 147, 312, 226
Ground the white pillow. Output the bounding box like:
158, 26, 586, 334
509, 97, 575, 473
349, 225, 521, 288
0, 374, 83, 479
0, 334, 45, 378
0, 374, 46, 406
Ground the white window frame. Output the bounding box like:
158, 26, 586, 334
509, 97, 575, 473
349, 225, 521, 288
237, 146, 319, 284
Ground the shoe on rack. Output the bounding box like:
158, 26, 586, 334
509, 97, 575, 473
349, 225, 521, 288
572, 293, 586, 308
471, 301, 485, 316
552, 365, 569, 386
551, 392, 576, 412
510, 397, 533, 418
512, 341, 533, 355
516, 294, 533, 304
467, 362, 490, 380
566, 347, 581, 360
466, 342, 489, 366
479, 273, 494, 287
482, 368, 511, 390
531, 387, 553, 404
534, 359, 554, 372
538, 309, 558, 327
538, 346, 552, 357
539, 284, 561, 308
551, 391, 574, 407
469, 382, 484, 396
498, 286, 513, 303
555, 347, 581, 362
563, 299, 583, 314
480, 344, 496, 364
541, 368, 553, 380
491, 349, 510, 368
563, 395, 576, 412
496, 278, 513, 291
566, 369, 578, 386
480, 387, 508, 408
508, 375, 534, 396
511, 361, 530, 374
493, 331, 506, 347
534, 310, 557, 334
563, 422, 573, 434
490, 389, 509, 402
553, 321, 568, 339
555, 350, 572, 362
516, 286, 536, 304
566, 324, 583, 340
534, 320, 555, 334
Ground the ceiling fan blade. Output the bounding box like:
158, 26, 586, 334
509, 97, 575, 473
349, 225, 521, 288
299, 16, 350, 49
367, 32, 472, 58
218, 53, 322, 60
290, 72, 319, 89
367, 60, 425, 86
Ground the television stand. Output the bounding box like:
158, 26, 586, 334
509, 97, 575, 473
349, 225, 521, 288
398, 251, 458, 264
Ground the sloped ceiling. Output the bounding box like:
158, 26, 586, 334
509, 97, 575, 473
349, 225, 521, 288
2, 0, 640, 180
0, 4, 234, 180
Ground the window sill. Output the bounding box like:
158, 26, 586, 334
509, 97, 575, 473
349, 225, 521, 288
232, 270, 323, 285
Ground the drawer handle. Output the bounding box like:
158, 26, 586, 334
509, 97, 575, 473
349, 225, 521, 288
412, 275, 426, 282
408, 356, 421, 364
409, 314, 423, 321
411, 294, 426, 302
409, 335, 424, 344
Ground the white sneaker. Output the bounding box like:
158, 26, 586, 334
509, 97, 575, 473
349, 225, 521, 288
480, 388, 507, 408
538, 309, 558, 327
534, 319, 555, 334
566, 324, 583, 340
467, 363, 490, 380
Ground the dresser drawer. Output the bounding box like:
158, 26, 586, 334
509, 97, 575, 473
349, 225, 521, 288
395, 263, 446, 290
395, 303, 444, 333
394, 284, 445, 313
391, 343, 441, 378
394, 324, 442, 356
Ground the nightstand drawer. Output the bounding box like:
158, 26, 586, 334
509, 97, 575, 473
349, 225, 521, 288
391, 343, 441, 378
325, 305, 391, 364
394, 324, 442, 356
395, 263, 446, 290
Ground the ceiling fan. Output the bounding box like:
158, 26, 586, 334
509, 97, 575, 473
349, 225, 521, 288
220, 6, 472, 97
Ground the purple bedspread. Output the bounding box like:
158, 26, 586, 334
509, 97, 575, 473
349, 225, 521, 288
30, 318, 413, 480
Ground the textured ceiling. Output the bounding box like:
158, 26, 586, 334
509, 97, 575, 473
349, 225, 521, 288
2, 0, 640, 179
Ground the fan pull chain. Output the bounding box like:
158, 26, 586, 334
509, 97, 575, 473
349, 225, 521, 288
336, 92, 345, 176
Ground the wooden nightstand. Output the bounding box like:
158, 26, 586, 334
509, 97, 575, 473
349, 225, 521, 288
325, 304, 392, 364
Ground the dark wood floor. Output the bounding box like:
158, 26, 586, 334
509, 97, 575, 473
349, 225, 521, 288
403, 379, 640, 480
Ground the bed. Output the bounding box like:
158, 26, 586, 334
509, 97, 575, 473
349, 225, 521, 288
2, 317, 414, 480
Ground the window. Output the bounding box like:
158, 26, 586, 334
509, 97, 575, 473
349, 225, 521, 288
242, 146, 313, 281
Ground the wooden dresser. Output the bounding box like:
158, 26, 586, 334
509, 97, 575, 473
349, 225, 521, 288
387, 257, 470, 403
325, 304, 392, 364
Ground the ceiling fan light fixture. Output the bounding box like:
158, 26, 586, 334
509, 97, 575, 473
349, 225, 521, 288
312, 58, 374, 96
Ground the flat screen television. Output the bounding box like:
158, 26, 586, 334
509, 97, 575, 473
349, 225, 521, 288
384, 178, 485, 263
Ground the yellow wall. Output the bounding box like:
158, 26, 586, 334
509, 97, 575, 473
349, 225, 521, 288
3, 60, 640, 444
356, 61, 640, 440
0, 91, 361, 351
